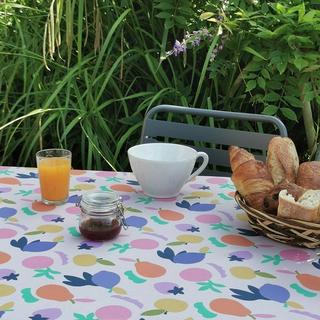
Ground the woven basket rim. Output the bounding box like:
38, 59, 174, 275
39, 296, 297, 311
234, 192, 320, 231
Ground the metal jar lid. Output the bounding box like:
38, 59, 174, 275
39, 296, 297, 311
78, 191, 123, 215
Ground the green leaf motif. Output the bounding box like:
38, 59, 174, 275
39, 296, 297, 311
21, 288, 39, 303
24, 231, 43, 235
208, 237, 227, 248
290, 283, 317, 297
150, 216, 168, 225
167, 241, 185, 246
2, 199, 16, 204
200, 12, 214, 20
125, 207, 142, 213
194, 302, 217, 318
68, 227, 81, 237
73, 313, 98, 320
97, 258, 115, 266
22, 207, 36, 216
141, 309, 165, 316
255, 271, 277, 279
124, 270, 146, 284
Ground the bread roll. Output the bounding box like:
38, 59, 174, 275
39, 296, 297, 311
296, 161, 320, 189
277, 189, 320, 223
266, 137, 299, 185
263, 181, 306, 214
229, 146, 255, 172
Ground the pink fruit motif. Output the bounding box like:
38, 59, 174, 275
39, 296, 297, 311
279, 249, 311, 262
179, 268, 212, 282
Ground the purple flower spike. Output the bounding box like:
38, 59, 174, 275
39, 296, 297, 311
173, 40, 186, 56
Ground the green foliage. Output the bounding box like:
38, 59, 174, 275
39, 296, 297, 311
0, 0, 319, 170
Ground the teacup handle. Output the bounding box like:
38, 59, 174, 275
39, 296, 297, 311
187, 152, 209, 182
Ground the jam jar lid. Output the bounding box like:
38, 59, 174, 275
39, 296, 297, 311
79, 191, 122, 215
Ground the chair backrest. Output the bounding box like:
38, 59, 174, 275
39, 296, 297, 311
140, 104, 288, 176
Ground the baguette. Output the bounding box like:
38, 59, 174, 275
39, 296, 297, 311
266, 137, 299, 185
296, 161, 320, 190
277, 189, 320, 223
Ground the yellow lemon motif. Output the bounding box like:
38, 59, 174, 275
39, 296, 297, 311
230, 266, 256, 279
154, 298, 188, 313
190, 191, 212, 198
0, 285, 15, 297
74, 184, 96, 190
112, 287, 127, 295
73, 254, 97, 266
236, 213, 248, 222
177, 234, 203, 244
142, 227, 154, 232
37, 225, 64, 233
0, 301, 14, 311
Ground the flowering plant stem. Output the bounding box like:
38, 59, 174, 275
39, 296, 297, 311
193, 26, 221, 107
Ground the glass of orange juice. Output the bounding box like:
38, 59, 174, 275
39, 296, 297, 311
36, 149, 72, 205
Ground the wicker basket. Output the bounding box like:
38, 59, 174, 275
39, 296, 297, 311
234, 192, 320, 249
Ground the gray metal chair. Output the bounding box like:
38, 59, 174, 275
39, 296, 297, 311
140, 104, 288, 176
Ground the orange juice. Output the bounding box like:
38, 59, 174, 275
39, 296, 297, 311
38, 157, 71, 202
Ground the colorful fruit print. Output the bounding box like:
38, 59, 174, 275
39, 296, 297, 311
296, 273, 320, 291
0, 207, 17, 219
179, 268, 212, 282
279, 249, 311, 262
130, 239, 159, 249
154, 298, 188, 313
135, 261, 166, 278
32, 201, 56, 212
0, 252, 11, 264
259, 284, 290, 303
125, 216, 147, 228
154, 282, 179, 294
221, 235, 255, 247
73, 254, 97, 266
209, 298, 252, 317
196, 214, 221, 224
0, 284, 16, 297
36, 284, 74, 302
158, 209, 184, 221
157, 247, 205, 264
0, 177, 20, 185
30, 308, 62, 320
230, 267, 256, 279
37, 224, 64, 233
95, 305, 132, 320
176, 234, 203, 244
22, 256, 54, 269
110, 184, 135, 193
0, 228, 17, 239
73, 183, 96, 190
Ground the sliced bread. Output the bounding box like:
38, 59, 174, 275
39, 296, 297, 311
277, 189, 320, 223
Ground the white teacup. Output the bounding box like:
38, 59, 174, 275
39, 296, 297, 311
128, 143, 209, 198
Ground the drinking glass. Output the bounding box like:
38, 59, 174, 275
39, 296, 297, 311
36, 149, 72, 205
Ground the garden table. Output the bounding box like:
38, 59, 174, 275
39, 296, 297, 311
0, 166, 319, 320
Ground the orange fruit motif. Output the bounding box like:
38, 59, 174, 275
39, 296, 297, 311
71, 169, 86, 175
221, 235, 254, 247
0, 177, 20, 185
296, 273, 320, 291
0, 252, 11, 264
135, 260, 166, 278
36, 284, 74, 302
32, 201, 56, 212
158, 209, 184, 221
110, 184, 135, 193
210, 298, 251, 317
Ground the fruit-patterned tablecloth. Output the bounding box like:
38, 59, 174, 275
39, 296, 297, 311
0, 167, 319, 320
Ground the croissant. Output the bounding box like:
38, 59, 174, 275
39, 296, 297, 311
296, 161, 320, 190
229, 146, 255, 172
231, 159, 274, 198
266, 137, 299, 185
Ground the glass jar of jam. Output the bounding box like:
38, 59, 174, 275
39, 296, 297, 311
78, 191, 127, 241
